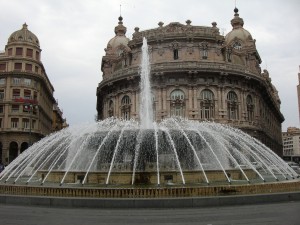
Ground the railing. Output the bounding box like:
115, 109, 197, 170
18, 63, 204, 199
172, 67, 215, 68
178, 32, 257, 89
104, 61, 259, 82
0, 180, 299, 198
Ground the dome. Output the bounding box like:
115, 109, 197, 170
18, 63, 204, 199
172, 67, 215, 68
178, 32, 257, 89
7, 23, 40, 47
225, 8, 253, 44
107, 16, 130, 52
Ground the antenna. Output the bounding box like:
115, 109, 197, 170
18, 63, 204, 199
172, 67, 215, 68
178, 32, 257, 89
120, 4, 122, 17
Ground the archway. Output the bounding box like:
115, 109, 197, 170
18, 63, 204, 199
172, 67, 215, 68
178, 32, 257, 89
9, 141, 18, 163
20, 142, 29, 153
0, 142, 2, 163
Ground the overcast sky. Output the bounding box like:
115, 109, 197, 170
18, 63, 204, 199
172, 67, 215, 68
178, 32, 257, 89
0, 0, 299, 131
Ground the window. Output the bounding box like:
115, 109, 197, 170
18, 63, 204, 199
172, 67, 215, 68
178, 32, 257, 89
36, 51, 40, 60
16, 47, 23, 56
33, 91, 37, 101
173, 49, 179, 60
11, 118, 19, 128
233, 41, 242, 50
23, 118, 30, 129
32, 120, 36, 129
25, 63, 32, 71
35, 66, 38, 73
200, 89, 214, 120
12, 89, 20, 99
121, 96, 130, 105
200, 42, 208, 59
24, 78, 31, 86
227, 47, 232, 62
171, 90, 184, 100
246, 95, 254, 122
0, 90, 4, 100
24, 89, 31, 99
108, 100, 114, 117
170, 89, 185, 117
13, 78, 21, 85
14, 63, 22, 70
11, 105, 19, 113
227, 91, 238, 120
0, 105, 3, 113
121, 95, 131, 120
0, 63, 6, 71
26, 48, 33, 57
0, 78, 5, 85
8, 48, 12, 56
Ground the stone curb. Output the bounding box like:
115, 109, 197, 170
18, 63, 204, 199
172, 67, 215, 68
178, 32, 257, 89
0, 192, 300, 208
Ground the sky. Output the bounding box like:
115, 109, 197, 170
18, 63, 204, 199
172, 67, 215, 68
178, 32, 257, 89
0, 0, 299, 131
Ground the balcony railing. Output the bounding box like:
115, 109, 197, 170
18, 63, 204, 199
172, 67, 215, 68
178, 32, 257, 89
105, 61, 259, 82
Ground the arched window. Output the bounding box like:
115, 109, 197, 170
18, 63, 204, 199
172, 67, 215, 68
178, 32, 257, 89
200, 89, 214, 120
170, 90, 185, 117
246, 95, 254, 122
9, 141, 18, 163
227, 91, 239, 120
108, 100, 114, 117
121, 95, 131, 120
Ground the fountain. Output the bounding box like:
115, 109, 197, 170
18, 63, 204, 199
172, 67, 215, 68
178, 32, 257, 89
0, 38, 299, 200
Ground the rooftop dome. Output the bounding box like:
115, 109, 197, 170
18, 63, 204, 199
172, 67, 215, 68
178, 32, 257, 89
225, 8, 253, 44
7, 23, 40, 47
107, 17, 130, 52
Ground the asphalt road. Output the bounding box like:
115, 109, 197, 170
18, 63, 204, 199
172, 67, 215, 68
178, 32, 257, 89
1, 201, 299, 225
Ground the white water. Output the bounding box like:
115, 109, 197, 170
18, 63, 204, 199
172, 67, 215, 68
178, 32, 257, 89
139, 37, 153, 129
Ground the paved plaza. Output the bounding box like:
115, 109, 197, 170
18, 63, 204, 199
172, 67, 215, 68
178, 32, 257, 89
1, 201, 299, 225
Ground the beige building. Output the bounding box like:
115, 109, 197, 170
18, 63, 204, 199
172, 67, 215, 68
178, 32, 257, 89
282, 127, 300, 163
0, 23, 66, 164
297, 66, 300, 123
96, 8, 284, 156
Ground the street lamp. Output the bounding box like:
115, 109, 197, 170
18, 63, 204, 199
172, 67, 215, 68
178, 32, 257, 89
25, 103, 38, 147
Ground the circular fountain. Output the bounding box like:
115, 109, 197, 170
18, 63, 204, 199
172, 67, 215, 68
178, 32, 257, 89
0, 38, 299, 200
0, 117, 298, 187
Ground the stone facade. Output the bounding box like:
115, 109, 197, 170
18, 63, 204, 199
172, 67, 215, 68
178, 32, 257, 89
0, 24, 66, 164
282, 127, 300, 161
96, 9, 284, 156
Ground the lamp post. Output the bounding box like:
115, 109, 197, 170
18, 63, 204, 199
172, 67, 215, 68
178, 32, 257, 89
27, 103, 38, 147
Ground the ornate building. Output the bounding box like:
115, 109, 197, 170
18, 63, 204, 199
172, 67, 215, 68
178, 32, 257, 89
96, 8, 284, 156
0, 24, 66, 164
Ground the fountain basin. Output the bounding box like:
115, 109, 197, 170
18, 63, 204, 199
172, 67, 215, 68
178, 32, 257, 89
31, 169, 257, 185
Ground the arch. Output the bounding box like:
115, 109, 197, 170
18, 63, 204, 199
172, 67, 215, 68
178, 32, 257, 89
170, 89, 185, 100
9, 141, 18, 163
121, 95, 131, 120
200, 89, 215, 120
20, 142, 29, 153
170, 89, 185, 117
227, 91, 239, 120
246, 95, 254, 122
0, 142, 2, 162
200, 89, 214, 100
121, 95, 131, 105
